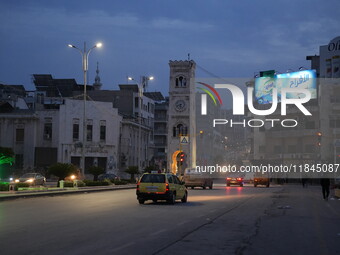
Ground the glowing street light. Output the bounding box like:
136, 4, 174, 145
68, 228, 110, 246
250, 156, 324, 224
68, 42, 102, 176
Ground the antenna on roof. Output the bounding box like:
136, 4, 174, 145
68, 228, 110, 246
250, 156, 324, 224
188, 53, 190, 61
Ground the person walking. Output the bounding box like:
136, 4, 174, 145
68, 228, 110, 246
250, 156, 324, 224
320, 178, 330, 200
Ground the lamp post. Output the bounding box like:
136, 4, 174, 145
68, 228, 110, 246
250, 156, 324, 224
68, 42, 102, 176
128, 75, 154, 173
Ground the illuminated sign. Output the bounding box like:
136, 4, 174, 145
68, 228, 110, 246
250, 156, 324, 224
255, 70, 317, 104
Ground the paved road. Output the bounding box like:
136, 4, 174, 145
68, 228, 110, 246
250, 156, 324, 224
0, 183, 339, 255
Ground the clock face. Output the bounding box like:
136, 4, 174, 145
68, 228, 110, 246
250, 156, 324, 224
175, 100, 186, 112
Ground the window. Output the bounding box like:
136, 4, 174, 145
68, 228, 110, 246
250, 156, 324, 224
175, 76, 187, 87
135, 97, 139, 108
329, 119, 340, 128
73, 119, 79, 141
100, 121, 106, 142
173, 124, 188, 137
167, 175, 174, 183
16, 128, 24, 143
43, 121, 52, 140
73, 124, 79, 140
87, 124, 93, 141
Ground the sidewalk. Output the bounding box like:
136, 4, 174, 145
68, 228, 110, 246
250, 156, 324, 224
0, 183, 136, 201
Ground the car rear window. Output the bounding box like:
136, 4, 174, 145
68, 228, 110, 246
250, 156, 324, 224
140, 174, 165, 183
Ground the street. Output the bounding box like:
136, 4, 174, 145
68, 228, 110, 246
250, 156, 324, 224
0, 183, 339, 255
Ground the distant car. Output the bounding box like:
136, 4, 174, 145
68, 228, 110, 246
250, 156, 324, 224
226, 176, 244, 187
98, 173, 118, 181
254, 175, 270, 187
136, 172, 187, 204
15, 173, 46, 186
183, 168, 213, 189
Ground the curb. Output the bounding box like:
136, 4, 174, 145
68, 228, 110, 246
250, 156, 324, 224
0, 185, 136, 202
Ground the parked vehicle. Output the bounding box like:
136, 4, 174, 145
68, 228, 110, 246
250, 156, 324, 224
183, 168, 213, 189
136, 172, 187, 204
15, 173, 46, 186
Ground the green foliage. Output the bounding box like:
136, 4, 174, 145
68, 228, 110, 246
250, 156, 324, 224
113, 179, 128, 185
144, 165, 159, 173
0, 183, 9, 191
125, 166, 139, 180
83, 180, 110, 186
0, 147, 14, 157
48, 163, 78, 185
14, 183, 30, 191
88, 166, 105, 181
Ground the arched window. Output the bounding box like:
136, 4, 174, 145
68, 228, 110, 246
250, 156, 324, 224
175, 76, 187, 87
173, 124, 188, 137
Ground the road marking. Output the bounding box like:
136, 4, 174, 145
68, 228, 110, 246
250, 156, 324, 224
149, 229, 167, 236
110, 242, 135, 252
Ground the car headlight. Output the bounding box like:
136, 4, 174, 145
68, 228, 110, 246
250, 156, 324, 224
15, 179, 20, 183
26, 179, 33, 183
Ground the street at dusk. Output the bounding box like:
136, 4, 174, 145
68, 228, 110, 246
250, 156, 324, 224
1, 1, 340, 254
1, 183, 339, 255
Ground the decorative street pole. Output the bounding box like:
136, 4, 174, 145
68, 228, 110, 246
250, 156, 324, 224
68, 42, 102, 176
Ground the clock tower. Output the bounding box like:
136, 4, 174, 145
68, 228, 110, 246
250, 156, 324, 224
167, 60, 196, 174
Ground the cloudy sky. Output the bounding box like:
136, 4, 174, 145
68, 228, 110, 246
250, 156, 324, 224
0, 0, 339, 95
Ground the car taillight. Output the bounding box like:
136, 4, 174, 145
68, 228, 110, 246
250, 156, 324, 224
136, 181, 140, 191
166, 183, 169, 191
237, 178, 243, 181
226, 178, 231, 180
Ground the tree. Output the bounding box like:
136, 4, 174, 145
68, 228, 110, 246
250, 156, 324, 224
48, 163, 77, 186
88, 166, 105, 181
125, 166, 139, 181
144, 165, 159, 173
0, 147, 15, 178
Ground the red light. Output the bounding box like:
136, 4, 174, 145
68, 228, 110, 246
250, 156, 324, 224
136, 181, 140, 190
166, 183, 169, 191
237, 178, 243, 181
226, 177, 231, 180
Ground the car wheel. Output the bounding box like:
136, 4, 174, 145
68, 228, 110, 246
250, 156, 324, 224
168, 192, 176, 205
254, 184, 257, 187
138, 199, 145, 204
227, 183, 230, 187
153, 199, 157, 203
266, 183, 270, 188
209, 184, 213, 189
202, 186, 206, 189
240, 184, 243, 187
181, 192, 187, 203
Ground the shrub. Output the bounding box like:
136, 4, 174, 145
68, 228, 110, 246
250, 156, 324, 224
83, 180, 110, 186
0, 183, 9, 191
14, 183, 30, 191
113, 179, 128, 185
88, 166, 105, 181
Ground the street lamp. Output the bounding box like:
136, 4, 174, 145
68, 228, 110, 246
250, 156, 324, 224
128, 75, 154, 173
68, 42, 102, 176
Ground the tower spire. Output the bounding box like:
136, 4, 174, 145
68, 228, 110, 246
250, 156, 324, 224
93, 62, 102, 90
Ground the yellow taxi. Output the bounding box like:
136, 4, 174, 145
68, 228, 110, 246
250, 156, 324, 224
136, 172, 188, 204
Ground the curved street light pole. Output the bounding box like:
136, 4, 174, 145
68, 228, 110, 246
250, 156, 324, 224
68, 42, 102, 176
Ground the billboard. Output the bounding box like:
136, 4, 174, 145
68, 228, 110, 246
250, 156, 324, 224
255, 70, 317, 104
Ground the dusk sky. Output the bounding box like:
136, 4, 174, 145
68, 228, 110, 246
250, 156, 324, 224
1, 0, 339, 96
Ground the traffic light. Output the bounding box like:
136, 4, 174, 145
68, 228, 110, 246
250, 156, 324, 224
180, 153, 185, 162
317, 132, 322, 146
